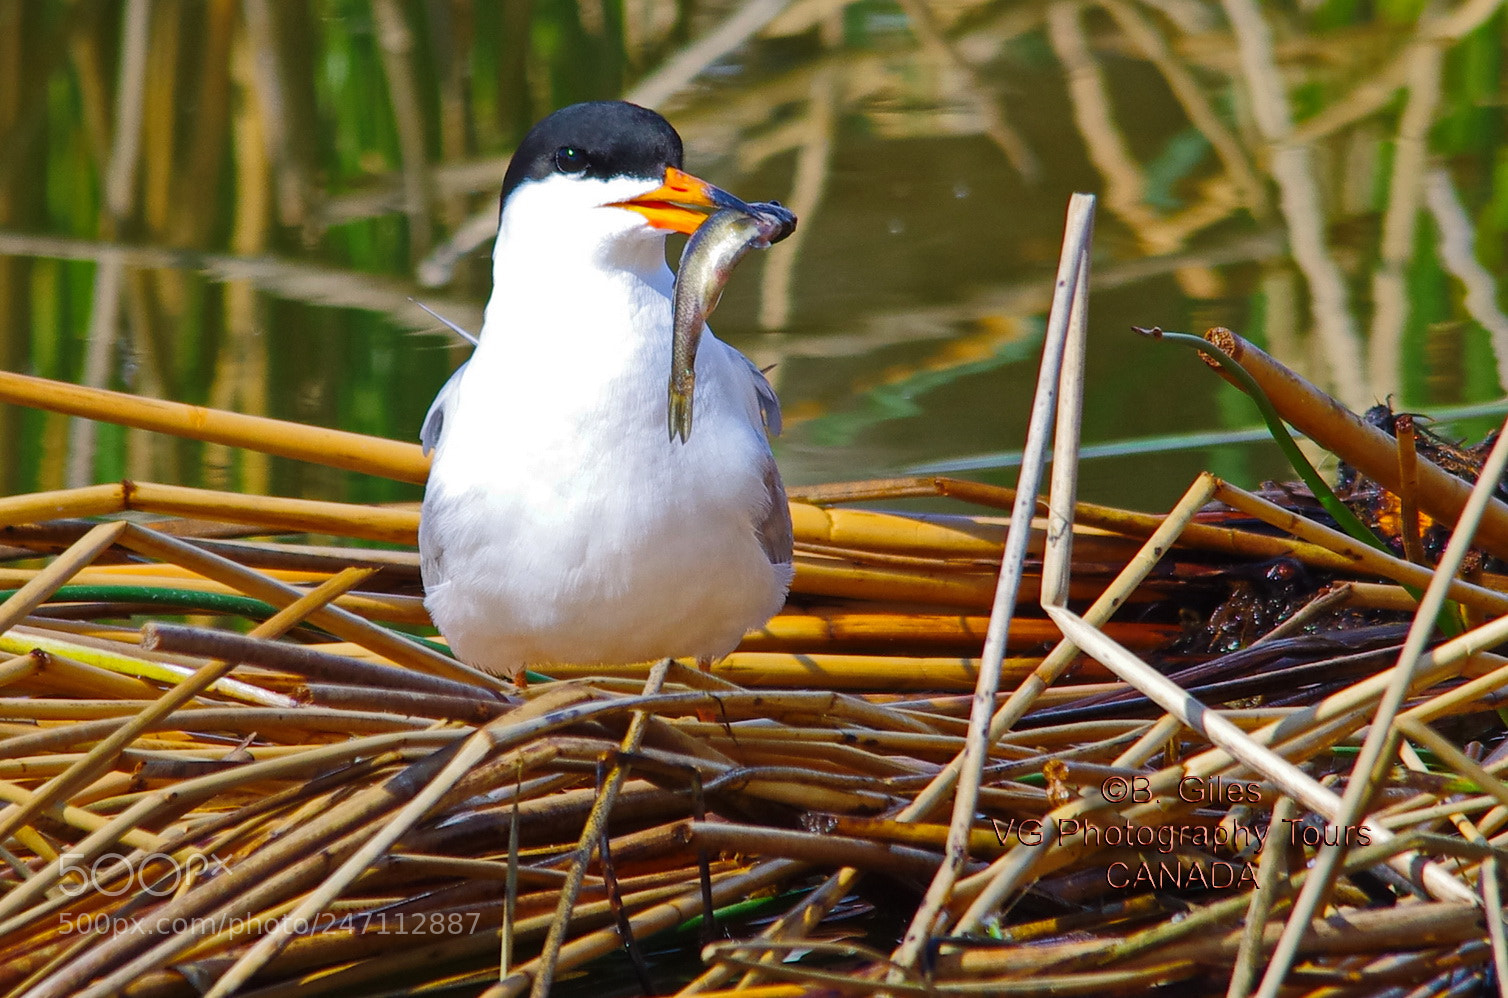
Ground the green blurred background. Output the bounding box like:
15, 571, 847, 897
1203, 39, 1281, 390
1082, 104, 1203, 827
2, 0, 1507, 511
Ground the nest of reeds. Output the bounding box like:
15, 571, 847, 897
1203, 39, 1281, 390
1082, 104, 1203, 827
0, 197, 1504, 998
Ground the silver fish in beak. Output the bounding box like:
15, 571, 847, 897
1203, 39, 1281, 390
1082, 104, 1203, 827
668, 201, 796, 443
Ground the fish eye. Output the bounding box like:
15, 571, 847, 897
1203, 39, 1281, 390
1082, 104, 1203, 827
554, 147, 589, 174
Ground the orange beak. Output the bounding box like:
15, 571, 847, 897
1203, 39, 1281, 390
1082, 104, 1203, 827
609, 167, 752, 234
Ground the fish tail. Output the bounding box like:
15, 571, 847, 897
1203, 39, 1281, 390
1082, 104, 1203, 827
668, 385, 693, 443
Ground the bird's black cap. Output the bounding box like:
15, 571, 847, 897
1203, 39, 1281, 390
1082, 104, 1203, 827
499, 101, 685, 213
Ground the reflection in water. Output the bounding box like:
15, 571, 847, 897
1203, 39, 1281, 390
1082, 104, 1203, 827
1, 1, 1506, 511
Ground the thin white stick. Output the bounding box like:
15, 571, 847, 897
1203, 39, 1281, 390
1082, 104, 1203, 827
890, 193, 1096, 970
1045, 604, 1474, 906
1041, 230, 1091, 609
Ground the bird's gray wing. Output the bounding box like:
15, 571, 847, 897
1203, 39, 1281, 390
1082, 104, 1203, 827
738, 353, 782, 436
420, 362, 467, 455
725, 345, 791, 565
757, 451, 794, 567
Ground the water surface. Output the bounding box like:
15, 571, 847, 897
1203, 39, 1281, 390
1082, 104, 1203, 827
2, 1, 1506, 514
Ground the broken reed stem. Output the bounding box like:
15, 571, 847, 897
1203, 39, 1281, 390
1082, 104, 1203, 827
1394, 414, 1427, 565
1202, 327, 1508, 561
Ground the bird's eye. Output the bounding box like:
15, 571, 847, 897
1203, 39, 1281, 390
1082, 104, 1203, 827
554, 147, 588, 173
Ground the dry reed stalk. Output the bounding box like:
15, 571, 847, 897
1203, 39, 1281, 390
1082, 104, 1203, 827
1202, 327, 1508, 560
793, 556, 1131, 611
1486, 856, 1508, 990
1212, 480, 1508, 616
0, 369, 431, 484
1396, 719, 1508, 816
0, 631, 293, 707
0, 569, 432, 629
17, 560, 329, 583
0, 485, 129, 529
63, 693, 684, 994
1228, 794, 1297, 998
552, 654, 1109, 694
187, 870, 717, 998
182, 872, 719, 983
0, 642, 179, 700
0, 780, 161, 850
10, 228, 1505, 996
680, 722, 971, 758
684, 822, 957, 893
804, 815, 1010, 856
683, 473, 1219, 984
1253, 413, 1508, 998
0, 522, 127, 633
126, 482, 421, 544
746, 611, 1178, 653
940, 899, 1485, 980
790, 502, 1007, 557
701, 653, 1027, 691
667, 988, 806, 998
0, 566, 376, 879
1394, 414, 1428, 565
1400, 656, 1508, 725
15, 737, 557, 996
198, 719, 557, 996
114, 524, 496, 688
142, 622, 498, 700
489, 859, 807, 998
0, 742, 435, 936
892, 194, 1095, 974
0, 653, 38, 686
811, 475, 1405, 578
0, 705, 429, 758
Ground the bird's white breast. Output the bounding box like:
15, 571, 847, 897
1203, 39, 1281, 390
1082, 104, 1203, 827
419, 228, 789, 676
